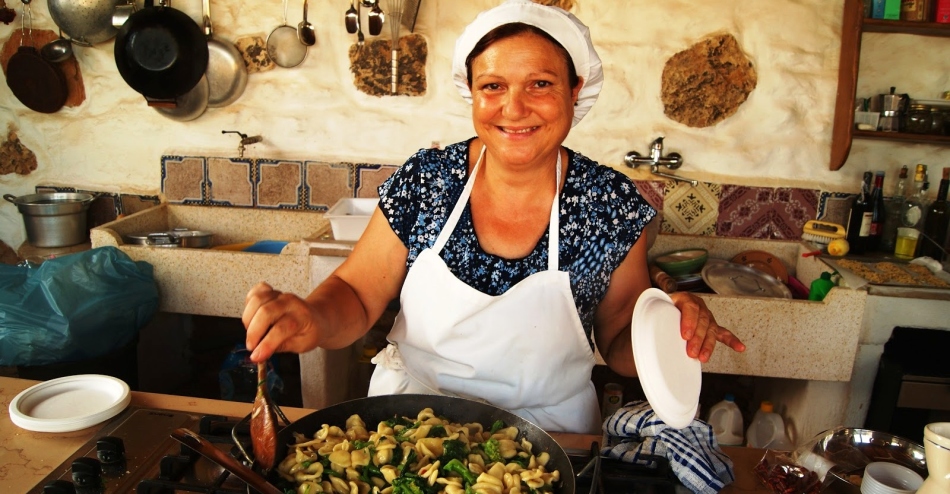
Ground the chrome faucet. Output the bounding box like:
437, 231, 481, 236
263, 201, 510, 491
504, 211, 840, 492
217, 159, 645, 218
624, 137, 697, 186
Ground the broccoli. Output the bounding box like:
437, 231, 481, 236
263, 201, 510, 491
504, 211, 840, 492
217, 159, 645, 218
465, 487, 476, 494
385, 415, 417, 428
352, 439, 373, 450
359, 462, 383, 484
482, 438, 503, 463
489, 420, 505, 434
427, 425, 447, 438
507, 454, 530, 468
400, 449, 418, 475
391, 473, 431, 494
439, 439, 469, 464
442, 458, 477, 485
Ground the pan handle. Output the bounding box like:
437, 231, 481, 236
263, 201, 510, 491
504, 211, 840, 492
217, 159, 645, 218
170, 428, 282, 494
3, 194, 18, 204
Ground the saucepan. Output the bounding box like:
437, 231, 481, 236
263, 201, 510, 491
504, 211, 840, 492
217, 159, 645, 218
174, 394, 576, 493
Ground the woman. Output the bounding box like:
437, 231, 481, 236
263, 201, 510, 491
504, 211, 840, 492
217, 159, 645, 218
244, 0, 745, 433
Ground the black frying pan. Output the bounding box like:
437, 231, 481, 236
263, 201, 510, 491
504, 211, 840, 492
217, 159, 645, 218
6, 42, 68, 113
265, 394, 576, 493
113, 0, 208, 100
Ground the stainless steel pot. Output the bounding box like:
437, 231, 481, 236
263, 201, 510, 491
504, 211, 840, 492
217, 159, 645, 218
48, 0, 123, 45
4, 192, 95, 247
124, 228, 214, 248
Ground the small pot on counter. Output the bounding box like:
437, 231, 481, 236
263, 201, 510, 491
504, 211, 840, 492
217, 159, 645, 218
124, 228, 214, 248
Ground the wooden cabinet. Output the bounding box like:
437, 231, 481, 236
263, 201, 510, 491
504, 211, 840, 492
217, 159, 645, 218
830, 0, 950, 171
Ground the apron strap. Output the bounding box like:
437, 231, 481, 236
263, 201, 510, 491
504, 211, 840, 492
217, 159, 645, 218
433, 145, 562, 274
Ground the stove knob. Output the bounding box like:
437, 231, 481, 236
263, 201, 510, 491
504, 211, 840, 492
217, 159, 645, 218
96, 436, 126, 465
70, 457, 102, 489
42, 480, 77, 494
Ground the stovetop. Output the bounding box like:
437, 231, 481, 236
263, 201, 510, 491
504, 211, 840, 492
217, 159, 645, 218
30, 406, 686, 494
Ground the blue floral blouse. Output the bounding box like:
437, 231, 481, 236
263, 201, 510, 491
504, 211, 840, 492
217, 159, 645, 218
378, 139, 656, 342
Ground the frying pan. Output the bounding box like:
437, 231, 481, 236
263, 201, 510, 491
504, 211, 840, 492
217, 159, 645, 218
151, 73, 209, 121
202, 0, 247, 107
262, 394, 576, 493
6, 6, 68, 113
114, 0, 208, 100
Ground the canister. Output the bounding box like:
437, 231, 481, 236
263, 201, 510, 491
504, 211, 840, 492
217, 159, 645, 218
905, 104, 932, 134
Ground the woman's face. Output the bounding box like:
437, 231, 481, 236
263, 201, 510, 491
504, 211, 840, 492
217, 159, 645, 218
469, 31, 582, 170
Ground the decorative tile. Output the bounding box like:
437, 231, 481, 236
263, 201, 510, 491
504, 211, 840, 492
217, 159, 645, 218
818, 191, 853, 228
355, 164, 398, 199
162, 156, 206, 204
83, 192, 121, 229
207, 157, 254, 207
119, 194, 161, 217
770, 187, 819, 240
633, 179, 667, 211
660, 182, 721, 236
306, 161, 354, 210
716, 185, 772, 239
256, 159, 304, 209
35, 185, 74, 193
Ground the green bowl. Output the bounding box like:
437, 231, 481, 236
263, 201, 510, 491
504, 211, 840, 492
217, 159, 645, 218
654, 249, 709, 277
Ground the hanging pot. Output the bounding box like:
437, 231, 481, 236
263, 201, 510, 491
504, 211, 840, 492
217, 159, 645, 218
202, 0, 247, 107
150, 74, 209, 121
114, 0, 208, 100
6, 9, 68, 114
47, 0, 122, 45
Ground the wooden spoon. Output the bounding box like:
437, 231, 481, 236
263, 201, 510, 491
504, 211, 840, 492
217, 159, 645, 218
250, 362, 278, 470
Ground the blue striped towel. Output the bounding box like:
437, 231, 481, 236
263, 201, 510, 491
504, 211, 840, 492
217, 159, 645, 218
602, 401, 735, 494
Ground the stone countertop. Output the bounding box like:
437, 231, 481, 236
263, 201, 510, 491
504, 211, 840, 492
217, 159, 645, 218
0, 376, 771, 494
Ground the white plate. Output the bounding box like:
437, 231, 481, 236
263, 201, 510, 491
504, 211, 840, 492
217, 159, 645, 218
631, 288, 701, 429
8, 374, 131, 433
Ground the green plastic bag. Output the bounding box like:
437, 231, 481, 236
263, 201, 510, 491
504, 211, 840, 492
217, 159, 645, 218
0, 246, 159, 366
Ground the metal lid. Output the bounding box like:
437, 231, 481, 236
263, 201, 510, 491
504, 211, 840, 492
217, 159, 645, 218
701, 261, 792, 299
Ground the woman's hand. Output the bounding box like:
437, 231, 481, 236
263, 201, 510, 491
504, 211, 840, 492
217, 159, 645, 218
242, 282, 322, 363
669, 291, 745, 362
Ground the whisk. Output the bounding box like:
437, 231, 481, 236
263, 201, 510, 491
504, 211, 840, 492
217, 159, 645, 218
388, 0, 404, 95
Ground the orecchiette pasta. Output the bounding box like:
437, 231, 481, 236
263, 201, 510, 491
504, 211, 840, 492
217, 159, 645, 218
276, 408, 562, 494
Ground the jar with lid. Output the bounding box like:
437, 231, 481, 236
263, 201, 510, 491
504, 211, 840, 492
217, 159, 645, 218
929, 107, 946, 135
906, 104, 932, 134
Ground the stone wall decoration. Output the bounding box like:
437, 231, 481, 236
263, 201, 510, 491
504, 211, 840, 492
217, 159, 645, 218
235, 35, 275, 74
0, 127, 37, 175
349, 33, 427, 97
661, 34, 757, 128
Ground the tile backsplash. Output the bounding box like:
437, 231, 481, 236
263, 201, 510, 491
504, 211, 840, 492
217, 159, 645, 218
38, 156, 854, 243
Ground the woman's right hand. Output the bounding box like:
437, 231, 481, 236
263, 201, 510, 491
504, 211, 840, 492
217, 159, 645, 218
242, 281, 322, 363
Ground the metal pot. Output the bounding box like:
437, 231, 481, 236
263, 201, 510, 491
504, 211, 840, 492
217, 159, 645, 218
48, 0, 123, 45
124, 228, 213, 248
4, 192, 95, 247
257, 394, 576, 493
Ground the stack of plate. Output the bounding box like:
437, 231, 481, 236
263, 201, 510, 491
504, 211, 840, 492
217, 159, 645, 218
8, 374, 131, 433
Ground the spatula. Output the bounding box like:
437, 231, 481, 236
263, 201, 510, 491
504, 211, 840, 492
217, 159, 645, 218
250, 362, 278, 470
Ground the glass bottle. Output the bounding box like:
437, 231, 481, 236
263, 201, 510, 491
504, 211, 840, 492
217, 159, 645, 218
846, 171, 873, 255
901, 164, 928, 229
868, 171, 886, 252
881, 165, 909, 252
920, 167, 950, 262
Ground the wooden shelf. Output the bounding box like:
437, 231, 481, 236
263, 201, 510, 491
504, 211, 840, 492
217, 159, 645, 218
853, 130, 950, 144
830, 0, 950, 171
861, 18, 950, 37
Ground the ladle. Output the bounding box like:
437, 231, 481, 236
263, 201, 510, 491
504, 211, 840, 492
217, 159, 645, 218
368, 2, 383, 36
297, 0, 315, 46
344, 1, 358, 34
41, 28, 72, 63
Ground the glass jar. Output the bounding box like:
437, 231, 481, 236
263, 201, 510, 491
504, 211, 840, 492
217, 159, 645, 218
929, 107, 946, 135
905, 104, 932, 134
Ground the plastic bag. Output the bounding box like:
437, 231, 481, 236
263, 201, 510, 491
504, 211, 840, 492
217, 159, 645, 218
0, 246, 159, 367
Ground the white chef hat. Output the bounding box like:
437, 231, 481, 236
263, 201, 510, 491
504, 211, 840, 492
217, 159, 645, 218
452, 0, 604, 127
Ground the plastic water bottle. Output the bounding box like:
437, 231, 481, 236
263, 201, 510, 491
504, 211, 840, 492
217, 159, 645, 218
746, 401, 794, 450
707, 394, 744, 446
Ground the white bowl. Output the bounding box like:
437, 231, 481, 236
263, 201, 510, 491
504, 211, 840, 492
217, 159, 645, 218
861, 462, 924, 494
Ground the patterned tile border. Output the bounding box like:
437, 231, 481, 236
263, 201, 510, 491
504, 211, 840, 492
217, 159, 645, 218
660, 181, 721, 236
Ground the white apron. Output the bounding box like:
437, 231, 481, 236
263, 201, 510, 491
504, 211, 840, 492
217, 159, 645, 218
368, 146, 601, 434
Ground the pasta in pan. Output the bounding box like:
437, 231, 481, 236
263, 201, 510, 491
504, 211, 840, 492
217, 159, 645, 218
276, 407, 562, 494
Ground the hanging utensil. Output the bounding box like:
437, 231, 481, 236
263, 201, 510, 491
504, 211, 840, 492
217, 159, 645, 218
6, 0, 69, 113
203, 0, 247, 107
249, 361, 279, 471
344, 1, 358, 34
150, 74, 209, 121
388, 0, 404, 95
41, 28, 73, 63
297, 0, 315, 46
368, 2, 383, 36
356, 0, 364, 48
266, 0, 307, 68
47, 0, 121, 46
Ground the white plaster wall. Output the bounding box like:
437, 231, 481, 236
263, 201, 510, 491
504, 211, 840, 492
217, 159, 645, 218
2, 0, 949, 249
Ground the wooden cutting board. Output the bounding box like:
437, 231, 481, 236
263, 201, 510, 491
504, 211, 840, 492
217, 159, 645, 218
1, 28, 85, 108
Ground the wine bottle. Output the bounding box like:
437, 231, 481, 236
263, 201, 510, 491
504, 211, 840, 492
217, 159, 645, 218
920, 167, 950, 262
846, 172, 873, 255
868, 171, 886, 252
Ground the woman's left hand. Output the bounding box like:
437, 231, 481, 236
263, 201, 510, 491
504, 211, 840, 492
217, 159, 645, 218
669, 292, 745, 362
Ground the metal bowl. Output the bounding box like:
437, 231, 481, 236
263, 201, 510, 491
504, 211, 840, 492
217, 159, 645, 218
811, 428, 927, 477
48, 0, 122, 45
